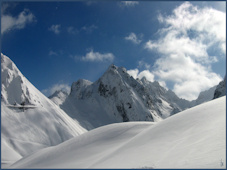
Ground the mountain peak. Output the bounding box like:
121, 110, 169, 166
109, 64, 118, 70
70, 79, 93, 99
1, 53, 40, 106
49, 90, 69, 106
213, 76, 226, 99
104, 64, 128, 77
49, 89, 68, 99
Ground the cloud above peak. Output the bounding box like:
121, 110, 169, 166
81, 49, 115, 62
42, 83, 71, 96
125, 32, 143, 44
128, 69, 155, 83
144, 2, 225, 100
1, 7, 35, 35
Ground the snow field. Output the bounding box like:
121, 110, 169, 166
11, 96, 226, 169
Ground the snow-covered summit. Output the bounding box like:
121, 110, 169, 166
70, 79, 93, 99
1, 54, 41, 106
48, 90, 69, 106
60, 64, 193, 130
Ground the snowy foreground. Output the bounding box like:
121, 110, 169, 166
10, 96, 226, 169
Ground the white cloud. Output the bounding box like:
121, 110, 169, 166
42, 83, 71, 96
138, 60, 151, 70
128, 69, 155, 82
67, 26, 79, 35
153, 54, 222, 99
1, 8, 35, 34
119, 1, 139, 7
81, 49, 114, 62
125, 32, 143, 44
144, 2, 225, 100
49, 24, 61, 34
81, 24, 98, 33
127, 69, 139, 79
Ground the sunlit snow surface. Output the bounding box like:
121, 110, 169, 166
11, 96, 226, 169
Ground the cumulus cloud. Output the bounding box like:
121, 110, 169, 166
49, 24, 61, 34
128, 69, 155, 83
42, 83, 71, 96
125, 32, 143, 44
144, 2, 224, 100
81, 49, 115, 62
1, 6, 35, 35
119, 1, 139, 8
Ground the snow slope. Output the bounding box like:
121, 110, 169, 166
11, 96, 226, 169
1, 53, 87, 167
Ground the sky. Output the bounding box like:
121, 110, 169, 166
1, 1, 226, 100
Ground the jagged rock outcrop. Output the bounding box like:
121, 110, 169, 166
213, 76, 226, 99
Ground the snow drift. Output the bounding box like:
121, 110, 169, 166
11, 96, 226, 169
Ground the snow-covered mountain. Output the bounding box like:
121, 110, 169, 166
190, 85, 217, 106
51, 64, 223, 130
214, 76, 226, 99
140, 77, 191, 114
10, 96, 226, 169
1, 53, 87, 167
48, 90, 68, 106
59, 65, 183, 130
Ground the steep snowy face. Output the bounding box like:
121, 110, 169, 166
61, 65, 188, 130
140, 77, 188, 116
70, 79, 93, 99
213, 76, 226, 99
95, 65, 156, 121
61, 65, 156, 130
1, 53, 86, 167
1, 54, 41, 106
49, 90, 68, 106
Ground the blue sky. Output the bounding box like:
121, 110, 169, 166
1, 1, 226, 100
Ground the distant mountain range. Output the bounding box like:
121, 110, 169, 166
50, 64, 224, 130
